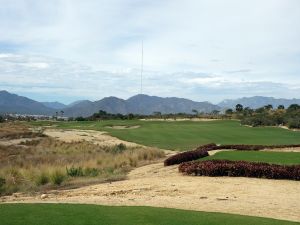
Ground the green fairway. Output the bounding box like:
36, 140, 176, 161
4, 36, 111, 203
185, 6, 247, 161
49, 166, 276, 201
0, 204, 299, 225
200, 151, 300, 165
32, 120, 300, 150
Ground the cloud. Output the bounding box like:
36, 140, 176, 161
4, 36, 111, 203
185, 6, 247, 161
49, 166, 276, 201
0, 0, 299, 102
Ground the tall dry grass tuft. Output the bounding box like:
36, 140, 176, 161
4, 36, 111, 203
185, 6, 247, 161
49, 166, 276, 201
0, 125, 165, 195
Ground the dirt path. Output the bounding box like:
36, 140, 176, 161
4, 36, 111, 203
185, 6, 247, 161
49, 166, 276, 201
2, 160, 300, 222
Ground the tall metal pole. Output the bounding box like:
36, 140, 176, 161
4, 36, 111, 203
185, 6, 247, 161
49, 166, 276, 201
140, 40, 143, 95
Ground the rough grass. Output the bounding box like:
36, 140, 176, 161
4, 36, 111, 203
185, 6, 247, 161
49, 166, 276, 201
199, 151, 300, 165
0, 204, 299, 225
31, 120, 300, 150
0, 126, 164, 195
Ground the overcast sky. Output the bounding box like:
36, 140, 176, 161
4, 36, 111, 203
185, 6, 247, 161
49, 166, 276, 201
0, 0, 299, 104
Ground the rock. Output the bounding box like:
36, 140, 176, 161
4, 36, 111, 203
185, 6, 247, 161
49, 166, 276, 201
41, 194, 48, 199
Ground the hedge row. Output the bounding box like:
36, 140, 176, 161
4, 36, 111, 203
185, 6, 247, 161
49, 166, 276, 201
179, 160, 300, 180
164, 143, 300, 166
164, 143, 218, 166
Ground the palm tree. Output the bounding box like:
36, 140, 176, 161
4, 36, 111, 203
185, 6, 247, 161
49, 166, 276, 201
235, 104, 243, 112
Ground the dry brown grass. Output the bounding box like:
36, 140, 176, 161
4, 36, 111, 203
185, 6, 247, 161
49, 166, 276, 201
0, 123, 165, 195
0, 122, 45, 139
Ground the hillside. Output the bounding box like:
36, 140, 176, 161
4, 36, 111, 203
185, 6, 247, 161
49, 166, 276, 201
0, 90, 54, 115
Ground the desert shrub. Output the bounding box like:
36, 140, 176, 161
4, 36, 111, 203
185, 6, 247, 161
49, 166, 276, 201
0, 177, 5, 187
66, 166, 84, 177
35, 172, 49, 186
84, 167, 99, 177
179, 160, 300, 180
111, 143, 127, 153
50, 170, 66, 185
0, 177, 5, 193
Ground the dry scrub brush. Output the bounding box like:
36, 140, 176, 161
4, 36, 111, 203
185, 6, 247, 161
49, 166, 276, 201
0, 136, 164, 195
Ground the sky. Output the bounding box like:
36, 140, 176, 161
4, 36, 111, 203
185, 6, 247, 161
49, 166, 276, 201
0, 0, 299, 104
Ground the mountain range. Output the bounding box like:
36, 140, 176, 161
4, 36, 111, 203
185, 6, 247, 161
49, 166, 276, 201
0, 90, 299, 117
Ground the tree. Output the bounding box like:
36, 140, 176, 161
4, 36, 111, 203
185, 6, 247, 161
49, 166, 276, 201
277, 105, 285, 110
60, 110, 64, 117
0, 115, 4, 123
264, 104, 273, 111
212, 110, 220, 115
225, 109, 233, 115
153, 111, 162, 118
243, 107, 254, 116
235, 104, 243, 112
287, 104, 300, 111
127, 113, 134, 120
192, 109, 198, 115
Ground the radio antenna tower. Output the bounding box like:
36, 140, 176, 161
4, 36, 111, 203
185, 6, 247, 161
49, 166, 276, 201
140, 40, 144, 95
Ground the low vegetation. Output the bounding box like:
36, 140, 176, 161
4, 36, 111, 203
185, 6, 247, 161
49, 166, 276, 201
179, 160, 300, 180
1, 204, 298, 225
225, 103, 300, 129
164, 143, 300, 166
0, 123, 164, 195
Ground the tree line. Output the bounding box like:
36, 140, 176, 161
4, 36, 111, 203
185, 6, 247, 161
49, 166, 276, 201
225, 104, 300, 129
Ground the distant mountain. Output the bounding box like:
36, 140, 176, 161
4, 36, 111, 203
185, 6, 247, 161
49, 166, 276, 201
63, 94, 220, 117
0, 90, 54, 115
218, 96, 300, 109
67, 100, 88, 107
42, 101, 66, 109
3, 90, 299, 117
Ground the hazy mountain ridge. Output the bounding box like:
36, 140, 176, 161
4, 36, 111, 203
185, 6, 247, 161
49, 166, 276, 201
0, 90, 55, 115
42, 101, 67, 109
1, 90, 299, 117
218, 96, 300, 109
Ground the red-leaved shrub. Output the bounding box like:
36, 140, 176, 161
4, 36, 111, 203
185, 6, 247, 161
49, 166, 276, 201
163, 143, 218, 166
179, 160, 300, 180
164, 143, 300, 166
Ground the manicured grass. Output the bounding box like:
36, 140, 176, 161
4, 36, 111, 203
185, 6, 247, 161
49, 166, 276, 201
200, 151, 300, 165
31, 120, 300, 150
0, 204, 299, 225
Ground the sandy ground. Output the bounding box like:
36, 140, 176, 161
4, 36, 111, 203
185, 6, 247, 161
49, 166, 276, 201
2, 160, 300, 222
44, 129, 140, 147
1, 129, 300, 222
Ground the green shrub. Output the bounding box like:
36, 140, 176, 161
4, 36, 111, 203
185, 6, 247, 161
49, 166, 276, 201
112, 143, 127, 154
66, 166, 83, 177
50, 170, 66, 185
84, 167, 99, 177
35, 172, 50, 186
0, 177, 6, 194
288, 119, 300, 129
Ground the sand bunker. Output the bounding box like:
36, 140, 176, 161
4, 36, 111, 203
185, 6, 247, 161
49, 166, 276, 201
44, 129, 139, 147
